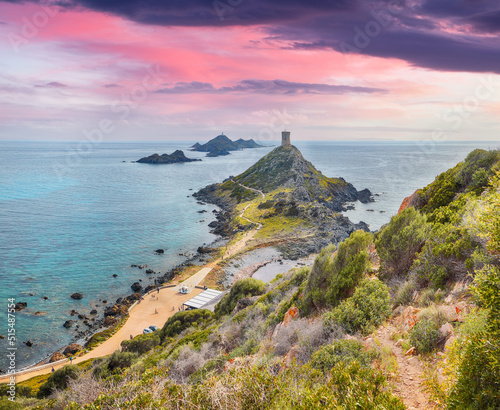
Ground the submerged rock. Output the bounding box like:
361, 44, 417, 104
71, 293, 84, 300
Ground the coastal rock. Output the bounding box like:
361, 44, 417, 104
146, 269, 154, 274
33, 311, 47, 316
24, 340, 34, 347
71, 293, 84, 300
42, 296, 48, 300
113, 274, 118, 277
155, 249, 165, 254
131, 282, 142, 292
398, 189, 422, 214
63, 320, 74, 328
137, 150, 201, 164
90, 309, 97, 315
49, 352, 66, 363
197, 246, 215, 254
14, 302, 27, 311
104, 316, 118, 326
63, 343, 82, 356
104, 304, 128, 317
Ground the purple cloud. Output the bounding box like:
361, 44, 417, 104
155, 79, 385, 95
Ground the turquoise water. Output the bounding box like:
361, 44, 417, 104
0, 140, 496, 370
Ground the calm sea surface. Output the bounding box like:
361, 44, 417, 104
0, 140, 496, 369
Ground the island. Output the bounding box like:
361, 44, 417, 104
137, 150, 201, 164
190, 133, 263, 157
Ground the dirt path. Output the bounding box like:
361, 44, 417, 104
375, 324, 433, 409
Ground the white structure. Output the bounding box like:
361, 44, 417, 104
182, 288, 224, 310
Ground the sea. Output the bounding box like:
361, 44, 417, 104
0, 139, 497, 370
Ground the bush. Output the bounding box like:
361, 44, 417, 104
477, 173, 500, 256
121, 332, 160, 355
420, 288, 445, 307
409, 315, 441, 354
310, 339, 376, 373
393, 280, 417, 307
301, 230, 372, 313
37, 365, 79, 398
92, 351, 137, 379
324, 278, 392, 335
214, 278, 265, 317
376, 207, 430, 280
160, 309, 214, 342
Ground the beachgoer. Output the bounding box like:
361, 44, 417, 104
155, 308, 158, 314
157, 287, 160, 294
130, 334, 133, 340
69, 357, 73, 364
51, 367, 55, 372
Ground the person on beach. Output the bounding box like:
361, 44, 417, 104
157, 287, 160, 294
69, 357, 73, 364
51, 367, 55, 372
155, 308, 158, 314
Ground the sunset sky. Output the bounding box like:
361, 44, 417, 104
1, 0, 500, 142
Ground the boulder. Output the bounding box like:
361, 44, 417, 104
63, 343, 82, 356
439, 322, 454, 341
155, 249, 164, 254
63, 320, 74, 328
283, 307, 300, 326
90, 309, 97, 315
24, 340, 33, 347
71, 293, 84, 300
405, 346, 417, 356
146, 269, 154, 274
14, 302, 27, 311
49, 352, 66, 363
33, 311, 47, 316
131, 282, 142, 292
112, 274, 118, 277
104, 316, 118, 326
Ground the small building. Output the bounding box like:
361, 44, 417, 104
182, 288, 224, 310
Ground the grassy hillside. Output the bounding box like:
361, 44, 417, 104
3, 149, 500, 409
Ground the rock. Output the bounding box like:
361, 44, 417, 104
112, 274, 118, 277
71, 293, 84, 300
33, 311, 47, 316
283, 307, 300, 326
145, 269, 154, 274
395, 339, 404, 347
104, 316, 118, 326
197, 246, 215, 254
90, 309, 97, 315
445, 335, 456, 351
42, 296, 48, 300
63, 343, 82, 356
24, 340, 33, 347
405, 346, 417, 356
29, 292, 35, 296
403, 306, 420, 332
398, 189, 422, 214
439, 323, 454, 340
284, 345, 301, 367
78, 314, 84, 320
131, 282, 142, 292
49, 352, 66, 363
155, 249, 165, 254
14, 302, 27, 311
0, 335, 5, 339
63, 320, 74, 328
137, 150, 201, 164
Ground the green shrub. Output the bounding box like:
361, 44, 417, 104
393, 280, 417, 307
160, 309, 214, 341
92, 351, 138, 379
37, 365, 79, 398
324, 278, 392, 335
409, 316, 441, 354
376, 207, 430, 280
444, 265, 500, 408
420, 288, 445, 307
214, 278, 265, 317
310, 339, 377, 372
121, 332, 160, 355
301, 230, 372, 313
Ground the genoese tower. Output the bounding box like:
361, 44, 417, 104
281, 130, 291, 147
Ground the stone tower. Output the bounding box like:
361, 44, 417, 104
281, 130, 291, 147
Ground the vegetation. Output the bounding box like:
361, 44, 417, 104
160, 309, 214, 341
301, 230, 372, 313
376, 207, 430, 279
324, 278, 392, 335
214, 278, 265, 317
37, 365, 79, 398
121, 332, 160, 355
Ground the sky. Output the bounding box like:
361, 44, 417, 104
1, 0, 500, 143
